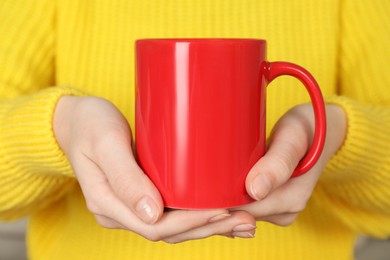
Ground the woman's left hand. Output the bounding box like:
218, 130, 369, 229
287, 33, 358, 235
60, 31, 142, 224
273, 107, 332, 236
233, 104, 347, 226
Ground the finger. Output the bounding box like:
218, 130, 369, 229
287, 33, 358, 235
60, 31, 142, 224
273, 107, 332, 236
71, 152, 145, 229
246, 109, 312, 200
94, 182, 250, 242
74, 153, 240, 241
162, 211, 256, 243
151, 209, 232, 239
255, 213, 299, 227
94, 215, 127, 230
140, 208, 240, 241
236, 177, 311, 218
73, 155, 161, 239
90, 130, 164, 225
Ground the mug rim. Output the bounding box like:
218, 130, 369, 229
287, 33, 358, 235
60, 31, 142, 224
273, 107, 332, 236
136, 38, 266, 44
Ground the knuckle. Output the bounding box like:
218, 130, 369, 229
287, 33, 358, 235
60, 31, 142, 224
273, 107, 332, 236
162, 238, 179, 244
143, 232, 162, 242
288, 201, 307, 214
112, 176, 139, 201
139, 227, 163, 242
95, 216, 117, 229
267, 138, 305, 177
113, 176, 130, 194
85, 197, 103, 215
273, 214, 298, 227
277, 149, 296, 174
266, 155, 293, 182
285, 190, 311, 214
95, 218, 109, 228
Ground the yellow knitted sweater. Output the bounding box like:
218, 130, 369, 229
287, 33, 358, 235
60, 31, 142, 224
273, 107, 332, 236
1, 0, 390, 259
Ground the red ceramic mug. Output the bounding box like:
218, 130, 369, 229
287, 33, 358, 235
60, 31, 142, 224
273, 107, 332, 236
135, 39, 326, 209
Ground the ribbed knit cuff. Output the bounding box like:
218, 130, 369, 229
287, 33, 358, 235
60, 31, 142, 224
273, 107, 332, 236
315, 95, 390, 236
0, 86, 85, 178
321, 95, 390, 182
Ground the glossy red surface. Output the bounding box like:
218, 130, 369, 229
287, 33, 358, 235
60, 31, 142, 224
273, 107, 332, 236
135, 39, 326, 209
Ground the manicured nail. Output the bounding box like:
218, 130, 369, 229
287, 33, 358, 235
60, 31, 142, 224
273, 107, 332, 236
135, 196, 159, 224
251, 174, 272, 200
209, 213, 232, 223
232, 231, 255, 239
233, 224, 256, 232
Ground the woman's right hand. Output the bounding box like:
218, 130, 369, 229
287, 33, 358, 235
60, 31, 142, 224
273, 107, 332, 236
53, 96, 256, 243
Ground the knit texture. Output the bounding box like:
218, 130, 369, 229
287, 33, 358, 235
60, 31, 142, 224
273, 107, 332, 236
0, 0, 389, 259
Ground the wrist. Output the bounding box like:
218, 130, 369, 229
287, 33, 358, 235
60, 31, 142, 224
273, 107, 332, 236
324, 104, 347, 157
53, 95, 84, 155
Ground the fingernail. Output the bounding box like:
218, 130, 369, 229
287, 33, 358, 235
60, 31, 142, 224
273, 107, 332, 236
233, 224, 256, 232
232, 231, 255, 239
251, 174, 272, 200
135, 196, 159, 224
209, 213, 232, 223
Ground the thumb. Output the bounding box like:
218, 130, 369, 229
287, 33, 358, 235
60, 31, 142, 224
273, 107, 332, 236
246, 108, 312, 200
57, 95, 164, 225
99, 143, 164, 225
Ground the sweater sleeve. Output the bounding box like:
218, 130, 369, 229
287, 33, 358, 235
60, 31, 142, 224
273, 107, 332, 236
316, 0, 390, 238
0, 0, 83, 220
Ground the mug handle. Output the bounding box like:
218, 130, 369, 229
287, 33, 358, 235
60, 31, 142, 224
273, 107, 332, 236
264, 61, 327, 177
